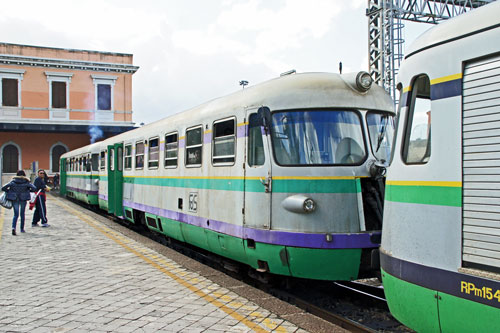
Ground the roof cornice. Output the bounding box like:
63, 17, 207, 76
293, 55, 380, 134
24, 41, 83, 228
0, 54, 139, 74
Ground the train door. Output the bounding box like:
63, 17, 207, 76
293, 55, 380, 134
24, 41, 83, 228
60, 158, 67, 196
244, 108, 272, 230
107, 143, 124, 217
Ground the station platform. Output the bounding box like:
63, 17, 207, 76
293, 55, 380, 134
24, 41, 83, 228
0, 194, 346, 333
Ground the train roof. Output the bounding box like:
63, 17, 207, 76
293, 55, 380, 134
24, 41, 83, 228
405, 1, 500, 59
62, 71, 394, 155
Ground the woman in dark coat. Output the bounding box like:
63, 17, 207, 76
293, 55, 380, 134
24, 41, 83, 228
2, 170, 36, 235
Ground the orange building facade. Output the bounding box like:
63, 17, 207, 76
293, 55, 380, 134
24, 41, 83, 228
0, 43, 139, 183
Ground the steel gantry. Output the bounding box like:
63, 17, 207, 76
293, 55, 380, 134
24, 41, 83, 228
367, 0, 495, 103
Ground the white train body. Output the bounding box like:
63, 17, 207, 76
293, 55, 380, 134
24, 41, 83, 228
62, 72, 394, 281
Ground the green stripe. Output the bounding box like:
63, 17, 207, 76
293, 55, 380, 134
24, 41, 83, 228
67, 174, 99, 179
67, 175, 108, 181
124, 177, 359, 193
386, 184, 462, 207
273, 179, 358, 193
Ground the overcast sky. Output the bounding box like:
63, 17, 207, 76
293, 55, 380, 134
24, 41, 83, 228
0, 0, 430, 124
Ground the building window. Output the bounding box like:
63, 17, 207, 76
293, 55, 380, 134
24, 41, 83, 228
45, 72, 73, 110
135, 141, 144, 169
148, 137, 159, 169
98, 84, 111, 110
2, 79, 18, 106
2, 144, 19, 173
186, 126, 202, 166
50, 143, 68, 172
212, 118, 235, 165
91, 75, 117, 111
124, 144, 132, 170
403, 74, 431, 164
0, 68, 24, 108
52, 81, 66, 108
165, 132, 178, 168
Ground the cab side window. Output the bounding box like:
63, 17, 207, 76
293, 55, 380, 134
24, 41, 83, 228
248, 113, 265, 166
403, 74, 431, 164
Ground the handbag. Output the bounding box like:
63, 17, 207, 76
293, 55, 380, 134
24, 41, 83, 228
29, 190, 41, 210
0, 192, 13, 209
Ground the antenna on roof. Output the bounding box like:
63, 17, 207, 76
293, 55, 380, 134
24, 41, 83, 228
239, 80, 248, 89
280, 69, 296, 76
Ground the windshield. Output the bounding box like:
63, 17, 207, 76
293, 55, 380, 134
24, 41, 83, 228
270, 110, 366, 165
366, 112, 395, 164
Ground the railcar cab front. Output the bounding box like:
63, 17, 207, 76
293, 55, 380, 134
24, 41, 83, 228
246, 77, 394, 279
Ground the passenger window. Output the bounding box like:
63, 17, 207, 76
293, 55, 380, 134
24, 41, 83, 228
403, 75, 431, 164
135, 142, 144, 169
100, 151, 106, 171
213, 118, 235, 165
165, 132, 178, 168
110, 148, 115, 171
124, 145, 132, 170
148, 137, 159, 169
86, 155, 91, 172
117, 147, 123, 171
248, 113, 265, 166
91, 154, 99, 171
186, 126, 202, 166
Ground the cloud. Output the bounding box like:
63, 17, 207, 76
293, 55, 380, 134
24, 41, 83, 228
171, 0, 347, 72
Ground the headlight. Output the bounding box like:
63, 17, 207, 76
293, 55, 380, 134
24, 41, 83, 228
282, 194, 317, 214
356, 71, 373, 91
303, 198, 316, 213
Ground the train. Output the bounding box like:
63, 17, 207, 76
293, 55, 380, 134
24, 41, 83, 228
60, 71, 394, 281
381, 1, 500, 331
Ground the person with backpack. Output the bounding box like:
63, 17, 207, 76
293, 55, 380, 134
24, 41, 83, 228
2, 170, 36, 235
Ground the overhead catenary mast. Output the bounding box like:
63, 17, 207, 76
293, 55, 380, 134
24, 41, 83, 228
367, 0, 495, 104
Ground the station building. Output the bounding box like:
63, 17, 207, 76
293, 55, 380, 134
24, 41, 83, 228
0, 42, 139, 183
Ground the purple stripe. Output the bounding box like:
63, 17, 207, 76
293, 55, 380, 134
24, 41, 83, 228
179, 138, 185, 148
122, 199, 379, 249
67, 186, 98, 195
99, 194, 107, 200
237, 125, 247, 138
204, 132, 212, 144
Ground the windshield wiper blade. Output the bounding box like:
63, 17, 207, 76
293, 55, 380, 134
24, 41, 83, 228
375, 117, 387, 153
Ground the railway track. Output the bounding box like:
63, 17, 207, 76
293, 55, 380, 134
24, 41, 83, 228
66, 195, 410, 332
131, 220, 410, 332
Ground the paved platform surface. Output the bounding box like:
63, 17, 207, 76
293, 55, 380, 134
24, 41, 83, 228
0, 194, 345, 333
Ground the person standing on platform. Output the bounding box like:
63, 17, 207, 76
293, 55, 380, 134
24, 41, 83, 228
32, 169, 51, 227
2, 170, 36, 235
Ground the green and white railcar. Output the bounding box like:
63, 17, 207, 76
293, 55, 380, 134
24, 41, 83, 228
62, 71, 394, 281
381, 2, 500, 331
61, 142, 101, 205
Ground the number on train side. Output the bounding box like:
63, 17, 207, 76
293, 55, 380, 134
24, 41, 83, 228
189, 192, 198, 212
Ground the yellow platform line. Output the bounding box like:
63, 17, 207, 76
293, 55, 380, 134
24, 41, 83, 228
52, 198, 285, 333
